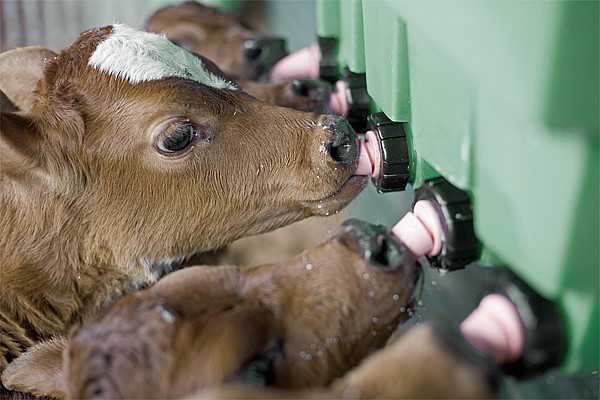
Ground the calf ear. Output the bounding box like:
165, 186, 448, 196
0, 47, 57, 112
0, 89, 19, 112
0, 338, 67, 399
0, 112, 42, 173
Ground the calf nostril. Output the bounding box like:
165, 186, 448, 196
341, 219, 410, 272
292, 80, 310, 97
328, 118, 357, 166
244, 40, 263, 62
292, 79, 333, 97
330, 140, 354, 164
243, 38, 288, 64
372, 234, 408, 272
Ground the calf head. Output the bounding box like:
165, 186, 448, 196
145, 1, 287, 81
0, 24, 364, 363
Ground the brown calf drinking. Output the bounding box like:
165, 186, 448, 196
145, 1, 283, 81
0, 24, 366, 371
145, 1, 334, 114
2, 219, 422, 399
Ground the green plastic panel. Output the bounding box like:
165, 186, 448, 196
358, 0, 598, 371
316, 0, 340, 38
317, 0, 365, 73
339, 0, 365, 73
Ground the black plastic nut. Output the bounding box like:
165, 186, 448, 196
317, 36, 338, 84
413, 177, 480, 271
367, 112, 410, 193
341, 67, 370, 132
479, 267, 566, 377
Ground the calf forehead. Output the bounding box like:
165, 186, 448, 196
88, 24, 236, 90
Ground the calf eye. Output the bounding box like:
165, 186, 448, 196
157, 122, 203, 155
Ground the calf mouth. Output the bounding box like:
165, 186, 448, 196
301, 175, 368, 216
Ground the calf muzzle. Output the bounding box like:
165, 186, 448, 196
242, 37, 288, 81
341, 219, 414, 273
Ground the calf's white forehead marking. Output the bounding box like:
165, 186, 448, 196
88, 24, 237, 90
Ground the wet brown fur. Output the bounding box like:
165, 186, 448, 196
191, 325, 493, 400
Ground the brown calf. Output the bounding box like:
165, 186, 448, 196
145, 1, 333, 114
2, 219, 422, 398
145, 1, 281, 81
0, 25, 365, 371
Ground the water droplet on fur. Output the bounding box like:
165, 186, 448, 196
362, 272, 370, 280
306, 263, 313, 271
326, 336, 339, 345
77, 274, 81, 280
392, 294, 400, 301
158, 305, 175, 323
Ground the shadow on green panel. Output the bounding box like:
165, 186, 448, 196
544, 1, 599, 135
559, 140, 599, 372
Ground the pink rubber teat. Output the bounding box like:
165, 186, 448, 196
390, 200, 445, 257
268, 43, 320, 82
460, 294, 525, 364
356, 130, 381, 177
391, 212, 434, 257
413, 200, 444, 256
328, 80, 349, 116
